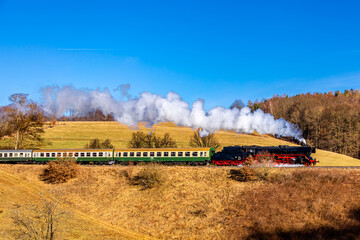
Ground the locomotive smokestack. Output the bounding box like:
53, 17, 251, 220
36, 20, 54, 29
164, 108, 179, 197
41, 85, 305, 141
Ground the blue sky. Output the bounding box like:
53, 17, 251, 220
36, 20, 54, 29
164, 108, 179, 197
0, 0, 359, 109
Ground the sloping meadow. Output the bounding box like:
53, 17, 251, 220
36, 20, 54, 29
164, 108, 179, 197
1, 164, 359, 239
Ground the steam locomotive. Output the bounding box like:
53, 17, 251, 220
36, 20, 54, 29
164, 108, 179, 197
213, 145, 317, 166
0, 145, 316, 166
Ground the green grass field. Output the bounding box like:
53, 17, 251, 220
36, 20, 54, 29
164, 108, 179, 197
1, 121, 359, 166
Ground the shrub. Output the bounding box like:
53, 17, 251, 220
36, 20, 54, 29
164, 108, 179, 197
229, 167, 257, 182
41, 158, 79, 184
125, 164, 164, 190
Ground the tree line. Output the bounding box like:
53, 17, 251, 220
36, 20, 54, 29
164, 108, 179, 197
247, 89, 360, 159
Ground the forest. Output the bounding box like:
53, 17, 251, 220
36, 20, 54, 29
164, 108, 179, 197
248, 89, 360, 159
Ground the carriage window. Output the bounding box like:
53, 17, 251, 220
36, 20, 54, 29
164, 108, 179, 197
0, 153, 2, 157
200, 152, 203, 157
57, 153, 61, 157
40, 153, 44, 157
136, 152, 141, 157
204, 152, 207, 156
81, 153, 85, 157
20, 153, 23, 156
69, 153, 73, 157
171, 152, 176, 157
4, 153, 7, 157
157, 152, 162, 157
52, 153, 56, 157
74, 152, 79, 157
164, 152, 169, 157
123, 152, 128, 157
130, 152, 134, 157
117, 152, 121, 157
143, 152, 148, 157
150, 152, 155, 157
63, 153, 67, 157
46, 153, 50, 157
14, 153, 18, 157
185, 152, 190, 157
99, 152, 103, 157
92, 152, 97, 157
86, 152, 91, 157
192, 152, 198, 157
178, 152, 183, 157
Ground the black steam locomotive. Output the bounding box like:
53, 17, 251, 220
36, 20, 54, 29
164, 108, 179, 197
212, 145, 317, 166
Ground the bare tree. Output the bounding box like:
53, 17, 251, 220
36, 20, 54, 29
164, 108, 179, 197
11, 195, 69, 240
189, 129, 221, 151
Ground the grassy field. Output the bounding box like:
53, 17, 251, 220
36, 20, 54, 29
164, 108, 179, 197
1, 165, 359, 239
1, 121, 359, 166
41, 121, 297, 149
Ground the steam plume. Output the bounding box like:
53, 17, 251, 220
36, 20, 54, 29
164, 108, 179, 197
41, 85, 304, 141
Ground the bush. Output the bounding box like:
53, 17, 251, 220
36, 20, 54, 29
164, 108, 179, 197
229, 167, 257, 182
41, 158, 79, 184
125, 164, 164, 190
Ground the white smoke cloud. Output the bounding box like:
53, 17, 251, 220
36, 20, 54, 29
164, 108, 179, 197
40, 85, 304, 141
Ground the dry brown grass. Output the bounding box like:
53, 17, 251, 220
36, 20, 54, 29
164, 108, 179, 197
0, 165, 156, 240
224, 169, 360, 239
2, 164, 359, 239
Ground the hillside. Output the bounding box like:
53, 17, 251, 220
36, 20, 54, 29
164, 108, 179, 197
1, 165, 360, 239
38, 121, 359, 166
0, 167, 155, 240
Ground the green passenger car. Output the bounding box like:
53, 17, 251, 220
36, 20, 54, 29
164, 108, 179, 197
0, 148, 215, 165
0, 150, 33, 163
114, 147, 215, 165
32, 149, 115, 163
